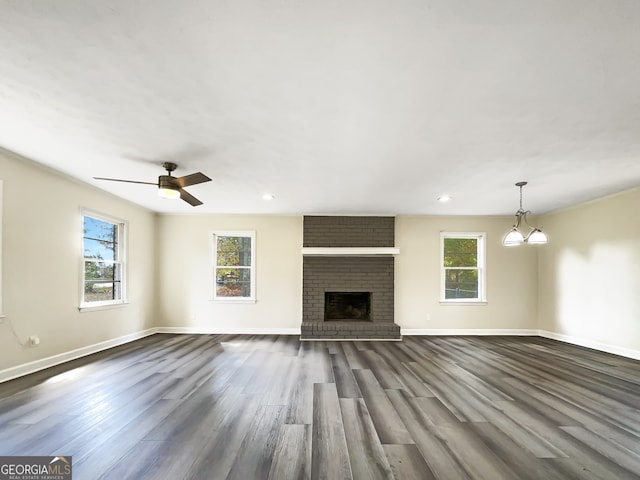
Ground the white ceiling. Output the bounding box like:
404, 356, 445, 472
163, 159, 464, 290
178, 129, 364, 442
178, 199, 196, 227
1, 0, 639, 215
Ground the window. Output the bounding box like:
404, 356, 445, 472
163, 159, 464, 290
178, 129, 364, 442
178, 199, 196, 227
81, 211, 126, 308
212, 231, 256, 302
440, 232, 486, 303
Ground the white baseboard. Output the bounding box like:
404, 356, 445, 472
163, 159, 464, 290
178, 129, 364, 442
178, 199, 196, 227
403, 328, 640, 360
0, 328, 157, 384
155, 326, 301, 335
401, 329, 539, 336
538, 330, 640, 361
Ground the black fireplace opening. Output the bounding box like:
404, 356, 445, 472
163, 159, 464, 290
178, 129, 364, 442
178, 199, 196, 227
324, 292, 371, 321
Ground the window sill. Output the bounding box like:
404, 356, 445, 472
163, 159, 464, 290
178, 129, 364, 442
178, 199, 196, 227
209, 298, 256, 304
439, 301, 488, 306
79, 302, 129, 313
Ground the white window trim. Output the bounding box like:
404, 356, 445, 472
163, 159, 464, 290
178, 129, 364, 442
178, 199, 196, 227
79, 209, 128, 311
440, 231, 487, 305
210, 230, 256, 303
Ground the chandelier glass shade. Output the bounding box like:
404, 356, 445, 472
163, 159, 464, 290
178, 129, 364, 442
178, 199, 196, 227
503, 182, 548, 247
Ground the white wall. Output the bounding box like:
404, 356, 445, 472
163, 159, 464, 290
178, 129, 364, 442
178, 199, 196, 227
396, 216, 539, 331
538, 187, 640, 355
155, 214, 303, 331
0, 150, 157, 372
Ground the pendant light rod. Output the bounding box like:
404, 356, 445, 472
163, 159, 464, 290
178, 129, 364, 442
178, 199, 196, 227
516, 181, 527, 211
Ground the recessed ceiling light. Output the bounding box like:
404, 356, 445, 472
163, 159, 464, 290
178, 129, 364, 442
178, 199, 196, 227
262, 193, 275, 200
437, 194, 451, 203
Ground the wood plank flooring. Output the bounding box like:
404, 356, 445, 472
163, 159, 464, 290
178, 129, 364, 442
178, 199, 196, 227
0, 334, 639, 479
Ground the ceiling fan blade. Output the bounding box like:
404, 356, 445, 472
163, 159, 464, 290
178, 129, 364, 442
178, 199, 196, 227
174, 172, 212, 188
179, 188, 203, 206
94, 177, 157, 185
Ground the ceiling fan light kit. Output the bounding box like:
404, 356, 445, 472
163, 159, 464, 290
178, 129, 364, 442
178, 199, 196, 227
503, 181, 548, 247
158, 185, 181, 200
94, 161, 212, 206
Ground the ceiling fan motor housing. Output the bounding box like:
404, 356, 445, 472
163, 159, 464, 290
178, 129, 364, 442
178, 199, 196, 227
159, 175, 178, 190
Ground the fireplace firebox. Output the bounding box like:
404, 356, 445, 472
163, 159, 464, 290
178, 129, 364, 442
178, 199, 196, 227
325, 292, 371, 321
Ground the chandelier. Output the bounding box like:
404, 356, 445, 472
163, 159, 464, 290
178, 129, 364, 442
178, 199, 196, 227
503, 181, 548, 246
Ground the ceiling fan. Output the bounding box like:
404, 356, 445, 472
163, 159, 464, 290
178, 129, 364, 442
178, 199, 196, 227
94, 162, 212, 206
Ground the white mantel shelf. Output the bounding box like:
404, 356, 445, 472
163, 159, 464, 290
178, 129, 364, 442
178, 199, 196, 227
302, 247, 400, 257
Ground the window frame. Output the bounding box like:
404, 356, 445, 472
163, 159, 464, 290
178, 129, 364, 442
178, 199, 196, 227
440, 231, 487, 304
80, 209, 128, 311
210, 230, 256, 303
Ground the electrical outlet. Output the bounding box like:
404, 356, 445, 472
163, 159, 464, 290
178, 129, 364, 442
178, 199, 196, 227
29, 335, 40, 346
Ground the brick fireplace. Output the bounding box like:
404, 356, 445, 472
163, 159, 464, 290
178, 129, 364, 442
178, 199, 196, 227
301, 216, 401, 340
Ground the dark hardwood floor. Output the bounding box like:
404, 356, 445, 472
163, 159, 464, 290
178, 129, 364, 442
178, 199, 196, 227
0, 334, 639, 479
